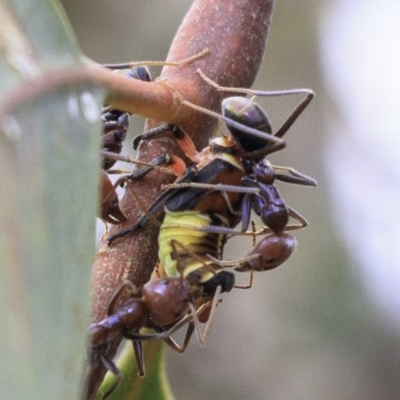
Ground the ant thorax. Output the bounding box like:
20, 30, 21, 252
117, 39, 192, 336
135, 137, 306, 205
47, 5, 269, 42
196, 135, 244, 170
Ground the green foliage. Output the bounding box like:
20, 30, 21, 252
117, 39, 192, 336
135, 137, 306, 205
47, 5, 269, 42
0, 1, 102, 399
97, 341, 175, 400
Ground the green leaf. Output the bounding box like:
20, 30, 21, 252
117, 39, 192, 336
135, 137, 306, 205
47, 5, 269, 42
0, 1, 103, 399
97, 341, 175, 400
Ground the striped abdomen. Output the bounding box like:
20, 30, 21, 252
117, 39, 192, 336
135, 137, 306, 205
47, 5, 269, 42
158, 209, 229, 283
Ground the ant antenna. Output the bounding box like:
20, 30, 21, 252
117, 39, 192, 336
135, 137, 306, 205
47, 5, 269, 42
197, 68, 314, 98
156, 79, 285, 145
103, 48, 210, 70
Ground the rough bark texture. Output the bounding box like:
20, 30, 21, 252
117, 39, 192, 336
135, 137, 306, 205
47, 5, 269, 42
86, 0, 275, 398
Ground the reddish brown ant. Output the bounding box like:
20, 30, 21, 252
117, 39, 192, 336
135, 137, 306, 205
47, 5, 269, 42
88, 258, 227, 399
97, 55, 208, 224
98, 66, 151, 224
100, 66, 151, 170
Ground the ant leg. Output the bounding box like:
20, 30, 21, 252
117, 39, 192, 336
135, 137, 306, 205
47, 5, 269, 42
161, 182, 260, 194
124, 305, 207, 343
189, 285, 222, 346
240, 193, 253, 232
107, 166, 199, 245
155, 322, 194, 354
99, 355, 122, 399
242, 93, 314, 161
251, 221, 257, 246
127, 154, 187, 181
234, 270, 254, 289
169, 239, 220, 281
100, 150, 178, 177
102, 153, 182, 186
127, 154, 172, 179
101, 153, 185, 233
287, 207, 308, 229
134, 124, 197, 161
133, 124, 174, 150
131, 335, 145, 376
160, 303, 213, 352
206, 253, 261, 268
174, 322, 195, 353
161, 332, 191, 353
273, 92, 314, 139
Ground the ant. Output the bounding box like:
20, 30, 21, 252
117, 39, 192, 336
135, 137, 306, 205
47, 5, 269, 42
100, 66, 151, 170
98, 66, 151, 224
101, 88, 319, 364
107, 87, 315, 275
88, 259, 231, 398
89, 84, 317, 399
207, 231, 298, 272
98, 50, 211, 223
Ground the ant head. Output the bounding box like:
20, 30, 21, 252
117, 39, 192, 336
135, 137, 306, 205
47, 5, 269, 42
222, 97, 273, 153
253, 159, 275, 183
236, 233, 297, 272
144, 277, 193, 326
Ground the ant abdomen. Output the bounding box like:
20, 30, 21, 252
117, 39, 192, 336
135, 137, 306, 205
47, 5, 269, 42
222, 96, 272, 152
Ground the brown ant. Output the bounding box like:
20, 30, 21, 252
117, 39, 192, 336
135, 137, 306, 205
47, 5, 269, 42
87, 261, 226, 398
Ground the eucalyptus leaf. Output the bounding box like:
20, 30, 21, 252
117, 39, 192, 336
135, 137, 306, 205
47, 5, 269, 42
0, 0, 104, 399
97, 341, 175, 400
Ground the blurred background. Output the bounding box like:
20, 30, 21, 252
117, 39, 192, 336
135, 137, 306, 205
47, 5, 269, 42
61, 0, 400, 399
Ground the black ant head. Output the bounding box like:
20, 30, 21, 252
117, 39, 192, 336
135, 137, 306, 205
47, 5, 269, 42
222, 97, 272, 153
